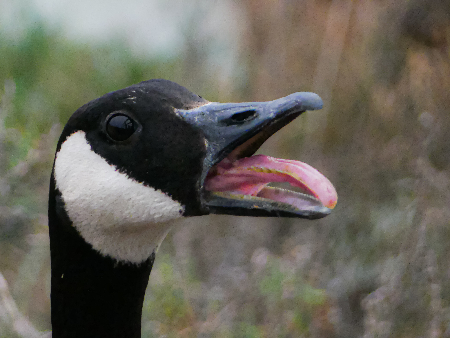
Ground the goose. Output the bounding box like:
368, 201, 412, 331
48, 79, 337, 337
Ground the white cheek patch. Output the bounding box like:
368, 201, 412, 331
54, 131, 184, 264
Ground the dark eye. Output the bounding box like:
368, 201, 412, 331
106, 114, 137, 141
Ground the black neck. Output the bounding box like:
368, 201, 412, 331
48, 176, 153, 338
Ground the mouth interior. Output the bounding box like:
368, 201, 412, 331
204, 133, 337, 211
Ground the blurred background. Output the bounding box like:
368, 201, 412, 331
1, 0, 450, 337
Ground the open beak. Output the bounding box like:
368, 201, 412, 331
176, 92, 337, 219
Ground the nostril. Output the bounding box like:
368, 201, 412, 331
230, 110, 257, 123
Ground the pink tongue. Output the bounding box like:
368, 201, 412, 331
205, 154, 337, 209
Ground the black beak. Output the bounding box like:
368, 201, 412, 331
176, 92, 335, 219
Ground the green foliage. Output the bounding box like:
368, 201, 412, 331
143, 254, 196, 336
234, 322, 262, 338
300, 284, 326, 306
259, 261, 284, 301
258, 258, 328, 336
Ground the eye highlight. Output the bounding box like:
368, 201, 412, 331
106, 114, 137, 141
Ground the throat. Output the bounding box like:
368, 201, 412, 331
50, 231, 153, 338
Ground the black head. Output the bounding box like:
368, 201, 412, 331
51, 78, 335, 263
57, 79, 209, 215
